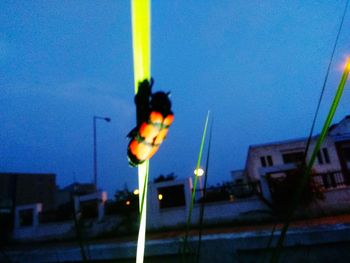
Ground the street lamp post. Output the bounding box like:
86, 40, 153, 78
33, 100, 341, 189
93, 116, 111, 189
194, 168, 205, 198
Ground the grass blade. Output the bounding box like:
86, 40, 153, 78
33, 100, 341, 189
196, 117, 213, 263
182, 111, 210, 260
271, 57, 350, 263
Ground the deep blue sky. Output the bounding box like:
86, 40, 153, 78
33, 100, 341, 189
1, 1, 350, 196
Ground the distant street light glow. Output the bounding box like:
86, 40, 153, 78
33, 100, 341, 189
133, 189, 140, 195
158, 194, 163, 201
126, 200, 131, 206
338, 56, 350, 72
346, 57, 350, 72
194, 168, 204, 177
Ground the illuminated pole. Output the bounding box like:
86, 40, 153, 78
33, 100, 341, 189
131, 1, 151, 262
93, 116, 111, 189
194, 168, 204, 198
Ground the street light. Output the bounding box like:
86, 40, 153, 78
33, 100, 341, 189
194, 168, 204, 177
93, 116, 111, 189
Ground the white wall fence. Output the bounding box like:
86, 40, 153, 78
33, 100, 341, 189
146, 178, 271, 230
147, 177, 350, 230
312, 187, 350, 213
147, 197, 270, 230
11, 179, 350, 241
12, 214, 124, 242
12, 191, 112, 241
13, 220, 75, 241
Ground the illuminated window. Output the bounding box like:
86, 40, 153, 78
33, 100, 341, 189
157, 185, 185, 209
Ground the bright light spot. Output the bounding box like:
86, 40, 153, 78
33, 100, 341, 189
133, 189, 140, 195
194, 168, 204, 177
346, 57, 350, 72
158, 194, 163, 200
338, 56, 350, 72
126, 200, 131, 206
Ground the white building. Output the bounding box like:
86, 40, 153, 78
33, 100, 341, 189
244, 115, 350, 202
146, 177, 269, 229
145, 117, 350, 229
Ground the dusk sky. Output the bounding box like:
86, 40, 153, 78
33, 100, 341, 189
1, 1, 350, 196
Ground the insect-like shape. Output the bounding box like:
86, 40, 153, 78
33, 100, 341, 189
127, 79, 174, 167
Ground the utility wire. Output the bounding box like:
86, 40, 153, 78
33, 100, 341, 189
267, 0, 349, 261
196, 117, 213, 263
271, 58, 350, 263
303, 0, 349, 161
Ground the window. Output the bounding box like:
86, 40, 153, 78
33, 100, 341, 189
343, 147, 350, 160
317, 152, 324, 164
282, 152, 304, 164
323, 148, 330, 163
157, 185, 185, 209
317, 148, 331, 165
19, 209, 34, 227
80, 200, 98, 219
260, 155, 273, 167
321, 173, 337, 189
267, 155, 273, 166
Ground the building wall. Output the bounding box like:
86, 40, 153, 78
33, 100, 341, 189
147, 178, 192, 229
55, 183, 97, 209
245, 116, 350, 182
13, 221, 74, 241
12, 214, 123, 241
0, 173, 56, 211
329, 116, 350, 135
246, 137, 342, 181
0, 173, 16, 209
312, 187, 350, 213
146, 178, 270, 230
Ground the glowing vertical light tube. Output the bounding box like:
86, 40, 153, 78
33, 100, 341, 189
130, 0, 151, 263
136, 161, 148, 263
131, 0, 151, 93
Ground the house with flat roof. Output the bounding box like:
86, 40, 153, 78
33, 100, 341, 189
243, 115, 350, 206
